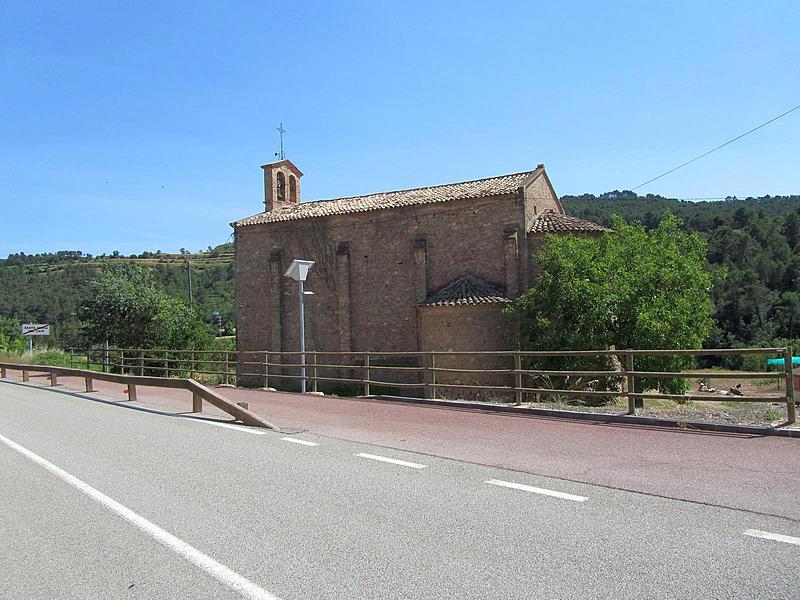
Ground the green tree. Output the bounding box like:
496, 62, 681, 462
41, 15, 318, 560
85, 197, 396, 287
78, 265, 214, 349
507, 214, 720, 400
149, 297, 215, 349
0, 316, 27, 355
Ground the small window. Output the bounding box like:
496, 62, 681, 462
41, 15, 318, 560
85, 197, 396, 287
289, 175, 297, 203
276, 172, 286, 201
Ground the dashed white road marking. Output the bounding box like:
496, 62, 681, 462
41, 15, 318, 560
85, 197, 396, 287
355, 453, 426, 469
280, 437, 319, 446
744, 529, 800, 546
485, 479, 589, 502
0, 432, 281, 600
189, 419, 269, 435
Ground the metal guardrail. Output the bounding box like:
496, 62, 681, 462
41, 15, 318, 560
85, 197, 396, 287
0, 362, 278, 430
66, 346, 797, 424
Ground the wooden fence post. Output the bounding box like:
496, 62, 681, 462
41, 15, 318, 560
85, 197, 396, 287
430, 352, 437, 399
263, 352, 270, 389
626, 353, 636, 414
312, 351, 318, 393
50, 371, 58, 386
22, 370, 29, 382
224, 351, 230, 386
0, 366, 6, 379
127, 383, 137, 401
192, 391, 203, 413
514, 352, 523, 405
190, 350, 195, 380
84, 376, 95, 392
785, 347, 796, 425
119, 350, 124, 374
139, 350, 145, 376
69, 348, 75, 369
164, 351, 169, 378
363, 352, 370, 397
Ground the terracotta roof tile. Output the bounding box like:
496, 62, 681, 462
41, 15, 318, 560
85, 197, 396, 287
529, 209, 609, 233
233, 169, 538, 227
421, 273, 511, 307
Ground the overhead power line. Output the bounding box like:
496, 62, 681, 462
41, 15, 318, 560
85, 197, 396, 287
632, 102, 800, 191
679, 196, 746, 201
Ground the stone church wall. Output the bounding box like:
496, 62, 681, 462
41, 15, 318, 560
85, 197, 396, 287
235, 192, 526, 386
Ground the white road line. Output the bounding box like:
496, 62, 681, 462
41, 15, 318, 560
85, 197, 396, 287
744, 529, 800, 546
485, 479, 589, 502
280, 437, 319, 446
188, 419, 269, 435
0, 433, 281, 600
355, 452, 426, 469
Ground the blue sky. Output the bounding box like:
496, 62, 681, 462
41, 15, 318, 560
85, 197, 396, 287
1, 1, 798, 256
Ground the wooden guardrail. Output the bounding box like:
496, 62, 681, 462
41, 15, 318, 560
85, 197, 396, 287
67, 346, 798, 425
0, 362, 278, 430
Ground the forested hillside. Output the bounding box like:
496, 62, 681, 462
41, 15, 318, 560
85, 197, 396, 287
562, 193, 800, 351
0, 244, 235, 347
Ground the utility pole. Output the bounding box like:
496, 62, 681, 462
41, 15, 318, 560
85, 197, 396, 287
186, 259, 193, 306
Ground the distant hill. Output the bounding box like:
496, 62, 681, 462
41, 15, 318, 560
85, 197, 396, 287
0, 243, 235, 347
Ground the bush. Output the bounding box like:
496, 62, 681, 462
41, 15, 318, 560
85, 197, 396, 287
27, 349, 73, 367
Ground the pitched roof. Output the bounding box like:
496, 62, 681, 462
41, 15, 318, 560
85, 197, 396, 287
528, 209, 609, 234
233, 169, 540, 227
421, 273, 511, 307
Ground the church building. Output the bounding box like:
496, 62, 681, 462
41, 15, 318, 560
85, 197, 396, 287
232, 160, 606, 386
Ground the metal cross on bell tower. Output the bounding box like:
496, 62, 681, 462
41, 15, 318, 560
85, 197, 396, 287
276, 122, 286, 160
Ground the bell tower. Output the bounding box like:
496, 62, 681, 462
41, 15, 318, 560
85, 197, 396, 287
261, 159, 303, 212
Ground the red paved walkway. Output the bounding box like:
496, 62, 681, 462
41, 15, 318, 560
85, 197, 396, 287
3, 372, 798, 520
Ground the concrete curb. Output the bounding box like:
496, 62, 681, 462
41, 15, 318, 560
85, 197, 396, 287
367, 394, 800, 438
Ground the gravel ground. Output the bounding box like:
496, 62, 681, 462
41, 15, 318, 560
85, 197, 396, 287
439, 399, 789, 427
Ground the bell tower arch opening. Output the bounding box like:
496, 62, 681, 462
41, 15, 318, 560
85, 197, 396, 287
260, 160, 304, 212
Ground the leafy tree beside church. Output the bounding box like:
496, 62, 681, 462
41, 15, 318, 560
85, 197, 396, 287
78, 265, 214, 350
507, 214, 719, 398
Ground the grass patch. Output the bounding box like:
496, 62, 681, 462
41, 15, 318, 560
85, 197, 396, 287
0, 348, 105, 372
1, 348, 71, 367
643, 397, 691, 409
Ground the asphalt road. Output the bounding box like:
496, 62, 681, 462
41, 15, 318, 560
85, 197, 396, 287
12, 372, 799, 521
1, 381, 798, 599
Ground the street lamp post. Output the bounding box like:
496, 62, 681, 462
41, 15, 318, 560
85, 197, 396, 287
284, 259, 315, 393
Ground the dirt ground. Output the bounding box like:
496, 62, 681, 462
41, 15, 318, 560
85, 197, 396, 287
443, 375, 793, 427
